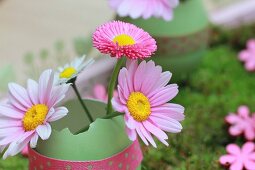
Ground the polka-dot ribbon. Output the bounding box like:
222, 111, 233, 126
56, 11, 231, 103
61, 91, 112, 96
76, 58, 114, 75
28, 139, 143, 170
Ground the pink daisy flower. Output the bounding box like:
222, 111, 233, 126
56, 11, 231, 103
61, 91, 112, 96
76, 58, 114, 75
92, 21, 157, 59
0, 69, 70, 159
219, 142, 255, 170
239, 39, 255, 71
225, 106, 255, 140
109, 0, 179, 21
112, 60, 184, 147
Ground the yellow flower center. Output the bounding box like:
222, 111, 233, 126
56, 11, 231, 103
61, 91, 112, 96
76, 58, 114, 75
113, 34, 136, 46
22, 104, 48, 131
59, 67, 77, 79
127, 92, 151, 122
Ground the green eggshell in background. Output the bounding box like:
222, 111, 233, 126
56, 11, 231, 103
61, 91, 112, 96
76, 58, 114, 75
119, 0, 209, 82
35, 99, 136, 162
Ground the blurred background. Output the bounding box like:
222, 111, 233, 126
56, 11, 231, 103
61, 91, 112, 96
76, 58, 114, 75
1, 0, 255, 169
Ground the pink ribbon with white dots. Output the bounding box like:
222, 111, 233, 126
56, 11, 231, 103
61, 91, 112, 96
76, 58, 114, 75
28, 139, 143, 170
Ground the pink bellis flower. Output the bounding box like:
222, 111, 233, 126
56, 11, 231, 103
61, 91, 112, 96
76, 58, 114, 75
109, 0, 179, 21
220, 142, 255, 170
92, 21, 157, 59
112, 60, 185, 147
239, 39, 255, 72
225, 106, 255, 141
0, 69, 70, 159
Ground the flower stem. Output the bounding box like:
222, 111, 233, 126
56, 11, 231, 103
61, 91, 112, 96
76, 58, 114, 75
106, 57, 125, 115
74, 112, 124, 135
72, 82, 93, 123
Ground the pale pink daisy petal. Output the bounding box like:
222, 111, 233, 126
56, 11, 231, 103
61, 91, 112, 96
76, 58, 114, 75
27, 79, 39, 105
0, 69, 69, 158
113, 60, 184, 147
125, 127, 136, 141
108, 0, 179, 21
225, 106, 255, 140
238, 39, 255, 72
93, 21, 157, 59
220, 142, 255, 170
47, 107, 68, 122
36, 123, 52, 140
138, 123, 157, 148
30, 134, 39, 148
8, 83, 32, 109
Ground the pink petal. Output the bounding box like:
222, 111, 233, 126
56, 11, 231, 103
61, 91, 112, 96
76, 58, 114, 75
125, 127, 136, 141
129, 0, 146, 19
126, 60, 138, 93
47, 107, 68, 122
229, 125, 242, 136
48, 84, 69, 107
3, 131, 33, 159
247, 39, 255, 50
135, 123, 149, 146
117, 86, 127, 104
238, 105, 250, 118
117, 0, 133, 17
244, 159, 255, 170
229, 160, 244, 170
219, 155, 236, 165
139, 123, 157, 148
134, 61, 146, 91
30, 133, 38, 148
245, 61, 255, 71
226, 144, 241, 155
27, 79, 39, 105
8, 83, 32, 109
36, 123, 51, 140
141, 61, 162, 95
244, 126, 255, 140
124, 113, 136, 129
111, 97, 125, 112
0, 128, 24, 144
38, 69, 54, 104
0, 105, 23, 119
151, 103, 185, 121
143, 120, 168, 140
225, 114, 240, 124
21, 145, 28, 156
93, 84, 107, 101
151, 71, 172, 91
239, 51, 250, 61
149, 84, 178, 107
242, 142, 255, 154
249, 153, 255, 160
150, 116, 182, 133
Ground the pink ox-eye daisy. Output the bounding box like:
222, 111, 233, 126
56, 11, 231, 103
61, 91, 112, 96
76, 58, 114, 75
0, 69, 70, 159
109, 0, 179, 21
112, 60, 184, 147
220, 142, 255, 170
239, 39, 255, 72
225, 106, 255, 141
92, 21, 157, 59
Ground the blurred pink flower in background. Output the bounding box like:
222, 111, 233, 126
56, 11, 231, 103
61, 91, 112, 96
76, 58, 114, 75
225, 106, 255, 141
109, 0, 179, 21
88, 84, 118, 103
219, 142, 255, 170
239, 39, 255, 71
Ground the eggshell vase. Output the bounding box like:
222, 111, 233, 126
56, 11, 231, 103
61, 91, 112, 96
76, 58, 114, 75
28, 99, 142, 170
118, 0, 209, 82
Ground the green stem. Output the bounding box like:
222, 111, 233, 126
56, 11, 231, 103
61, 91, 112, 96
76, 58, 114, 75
72, 82, 93, 123
106, 58, 125, 115
74, 112, 124, 135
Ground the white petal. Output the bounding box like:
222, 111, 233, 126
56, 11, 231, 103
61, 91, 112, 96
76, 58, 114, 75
36, 123, 52, 140
30, 134, 38, 148
47, 107, 68, 122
